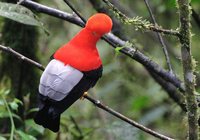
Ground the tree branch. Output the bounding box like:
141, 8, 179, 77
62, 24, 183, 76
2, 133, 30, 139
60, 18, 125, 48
148, 69, 186, 112
102, 0, 180, 37
63, 0, 86, 24
0, 45, 45, 71
143, 0, 173, 73
22, 0, 85, 27
20, 0, 185, 92
0, 44, 174, 140
177, 0, 198, 139
84, 95, 174, 140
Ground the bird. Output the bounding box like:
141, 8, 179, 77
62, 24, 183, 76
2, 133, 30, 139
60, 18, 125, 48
34, 13, 113, 132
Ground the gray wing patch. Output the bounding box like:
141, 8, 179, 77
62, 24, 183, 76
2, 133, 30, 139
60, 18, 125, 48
39, 59, 83, 101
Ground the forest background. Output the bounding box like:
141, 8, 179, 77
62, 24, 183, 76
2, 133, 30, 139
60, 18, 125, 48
0, 0, 200, 140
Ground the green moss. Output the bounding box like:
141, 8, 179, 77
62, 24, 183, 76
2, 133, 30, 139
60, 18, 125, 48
103, 0, 152, 31
176, 0, 199, 139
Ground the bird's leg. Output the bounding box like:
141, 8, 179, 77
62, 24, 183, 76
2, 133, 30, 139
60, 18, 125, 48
80, 92, 88, 100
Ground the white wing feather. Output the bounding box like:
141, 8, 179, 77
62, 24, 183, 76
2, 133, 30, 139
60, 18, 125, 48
39, 59, 83, 101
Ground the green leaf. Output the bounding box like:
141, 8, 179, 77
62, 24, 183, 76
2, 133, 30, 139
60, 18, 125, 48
0, 2, 49, 35
0, 99, 4, 106
27, 108, 39, 114
0, 2, 42, 26
114, 46, 124, 57
0, 136, 6, 140
9, 101, 18, 111
0, 89, 10, 96
9, 98, 23, 111
13, 98, 23, 105
3, 90, 10, 95
15, 130, 37, 140
0, 112, 22, 121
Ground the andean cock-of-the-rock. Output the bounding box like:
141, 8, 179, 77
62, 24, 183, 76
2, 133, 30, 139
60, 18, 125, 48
34, 13, 113, 132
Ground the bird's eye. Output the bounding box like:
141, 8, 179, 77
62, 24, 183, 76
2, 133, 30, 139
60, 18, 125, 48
92, 31, 98, 36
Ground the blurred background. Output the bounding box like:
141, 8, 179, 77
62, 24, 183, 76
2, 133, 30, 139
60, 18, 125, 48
0, 0, 200, 139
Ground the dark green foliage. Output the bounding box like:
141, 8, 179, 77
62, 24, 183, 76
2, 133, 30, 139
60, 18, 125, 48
0, 0, 199, 139
0, 2, 45, 27
0, 0, 39, 117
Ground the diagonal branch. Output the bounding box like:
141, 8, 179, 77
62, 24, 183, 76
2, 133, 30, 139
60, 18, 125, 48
148, 69, 186, 111
143, 0, 173, 74
102, 0, 180, 37
63, 0, 86, 23
0, 45, 45, 71
84, 95, 174, 140
0, 44, 174, 140
20, 0, 185, 93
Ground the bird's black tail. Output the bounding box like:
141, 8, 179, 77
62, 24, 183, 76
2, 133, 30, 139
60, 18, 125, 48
34, 105, 60, 132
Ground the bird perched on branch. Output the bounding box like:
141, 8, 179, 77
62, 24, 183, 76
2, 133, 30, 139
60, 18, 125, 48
34, 13, 113, 132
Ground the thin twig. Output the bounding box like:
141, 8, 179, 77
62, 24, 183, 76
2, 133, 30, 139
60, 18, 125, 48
143, 0, 173, 74
84, 95, 174, 140
102, 0, 180, 37
63, 0, 86, 23
109, 0, 135, 17
70, 116, 84, 139
90, 90, 114, 140
0, 44, 174, 140
22, 0, 85, 27
0, 45, 45, 71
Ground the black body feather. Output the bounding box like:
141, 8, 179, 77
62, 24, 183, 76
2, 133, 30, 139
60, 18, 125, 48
34, 65, 103, 132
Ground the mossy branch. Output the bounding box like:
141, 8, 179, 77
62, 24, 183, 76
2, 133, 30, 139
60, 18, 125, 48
102, 0, 180, 36
176, 0, 198, 139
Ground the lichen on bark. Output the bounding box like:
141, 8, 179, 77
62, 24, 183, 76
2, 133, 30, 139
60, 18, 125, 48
177, 0, 199, 139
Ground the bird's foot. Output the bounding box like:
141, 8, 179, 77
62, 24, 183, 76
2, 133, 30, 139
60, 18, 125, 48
80, 92, 88, 100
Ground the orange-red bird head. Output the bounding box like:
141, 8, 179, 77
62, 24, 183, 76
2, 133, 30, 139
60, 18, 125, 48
54, 13, 113, 71
85, 13, 113, 36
